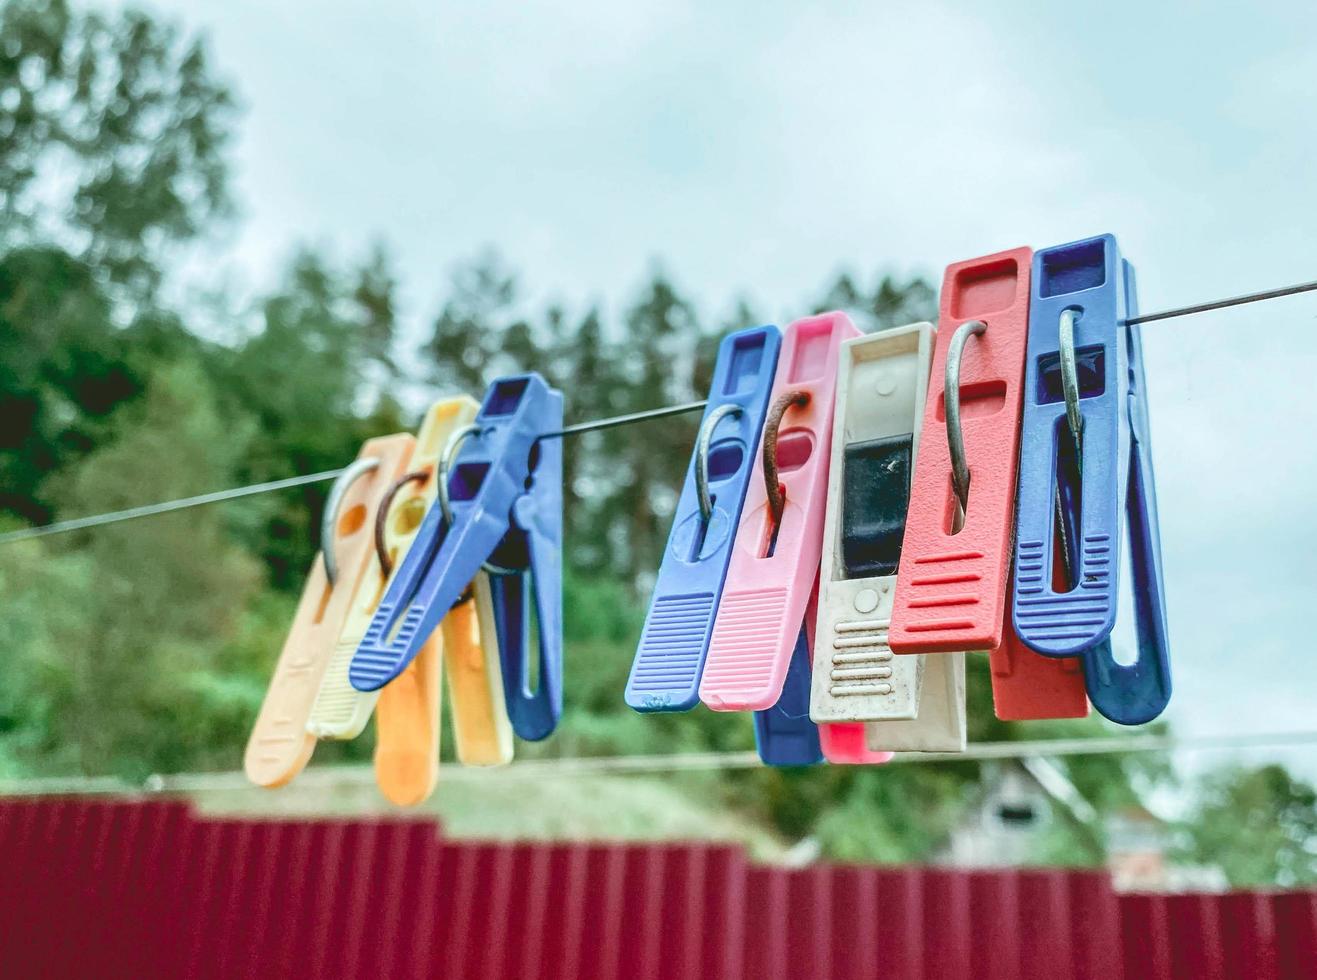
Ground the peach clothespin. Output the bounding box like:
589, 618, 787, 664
244, 434, 414, 788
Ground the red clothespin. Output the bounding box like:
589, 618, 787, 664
889, 248, 1086, 718
890, 247, 1033, 653
989, 595, 1088, 720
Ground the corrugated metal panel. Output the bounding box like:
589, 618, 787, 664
1069, 869, 1123, 980
0, 798, 1315, 979
1274, 891, 1317, 980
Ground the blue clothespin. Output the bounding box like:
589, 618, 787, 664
625, 325, 782, 712
1012, 235, 1171, 724
1082, 267, 1171, 724
753, 625, 824, 766
350, 374, 565, 740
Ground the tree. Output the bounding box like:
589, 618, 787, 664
219, 248, 407, 585
0, 0, 235, 526
0, 0, 235, 297
814, 271, 937, 331
1180, 764, 1317, 887
19, 360, 263, 777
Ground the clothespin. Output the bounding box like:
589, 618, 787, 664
351, 374, 565, 741
699, 312, 862, 712
366, 396, 513, 806
890, 247, 1032, 655
1013, 236, 1171, 724
441, 574, 515, 765
308, 398, 481, 741
375, 396, 513, 769
244, 434, 415, 788
372, 572, 512, 803
753, 580, 824, 766
626, 325, 783, 712
819, 725, 894, 765
811, 324, 965, 754
374, 624, 442, 805
988, 603, 1088, 720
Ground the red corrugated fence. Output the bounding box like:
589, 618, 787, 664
0, 798, 1312, 978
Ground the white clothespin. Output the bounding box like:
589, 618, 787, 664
810, 323, 966, 752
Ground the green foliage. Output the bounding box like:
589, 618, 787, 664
0, 247, 131, 522
0, 0, 235, 295
0, 528, 92, 775
1178, 764, 1317, 887
1, 361, 261, 776
216, 247, 407, 585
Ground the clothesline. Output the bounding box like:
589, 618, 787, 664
1, 274, 1314, 550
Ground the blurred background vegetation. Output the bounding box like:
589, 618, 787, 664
0, 0, 1312, 885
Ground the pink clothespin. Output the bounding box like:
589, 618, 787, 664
699, 312, 862, 713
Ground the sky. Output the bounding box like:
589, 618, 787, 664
145, 0, 1317, 780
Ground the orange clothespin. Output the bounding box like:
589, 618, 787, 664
371, 398, 514, 806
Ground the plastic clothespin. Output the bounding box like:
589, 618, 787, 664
369, 396, 514, 806
810, 323, 965, 754
889, 248, 1033, 656
374, 626, 442, 806
699, 312, 862, 712
1013, 236, 1171, 724
988, 601, 1088, 720
442, 573, 515, 766
753, 579, 824, 766
308, 397, 481, 741
756, 581, 886, 766
374, 574, 514, 803
820, 725, 895, 765
351, 374, 565, 741
244, 434, 415, 788
626, 325, 783, 712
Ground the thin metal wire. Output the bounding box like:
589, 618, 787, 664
1128, 278, 1317, 325
0, 403, 712, 547
545, 399, 708, 437
761, 391, 811, 530
1, 729, 1315, 795
1058, 309, 1084, 447
2, 273, 1313, 550
1053, 309, 1085, 588
0, 469, 348, 546
374, 470, 428, 577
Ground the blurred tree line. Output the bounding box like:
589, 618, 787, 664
0, 0, 1312, 880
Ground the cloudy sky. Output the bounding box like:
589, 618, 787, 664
148, 1, 1317, 776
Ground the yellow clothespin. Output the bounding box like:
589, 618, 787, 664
444, 573, 514, 766
244, 434, 414, 788
369, 397, 513, 806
